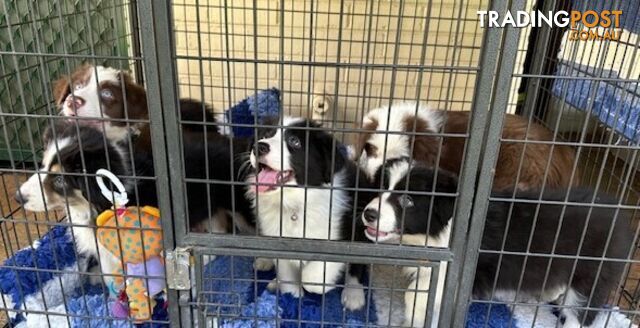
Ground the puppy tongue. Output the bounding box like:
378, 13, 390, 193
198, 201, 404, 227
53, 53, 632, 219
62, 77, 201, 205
256, 169, 279, 192
366, 227, 388, 237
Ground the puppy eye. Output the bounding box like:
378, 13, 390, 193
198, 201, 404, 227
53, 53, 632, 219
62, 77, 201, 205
100, 89, 114, 99
399, 194, 414, 208
73, 83, 83, 90
287, 135, 301, 149
53, 175, 66, 189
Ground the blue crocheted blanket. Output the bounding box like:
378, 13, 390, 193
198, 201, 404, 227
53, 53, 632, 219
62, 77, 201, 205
1, 227, 634, 327
200, 255, 377, 327
552, 62, 640, 143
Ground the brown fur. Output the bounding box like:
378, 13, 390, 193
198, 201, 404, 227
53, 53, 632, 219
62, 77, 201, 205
53, 64, 92, 106
360, 110, 579, 191
52, 64, 148, 124
356, 117, 379, 157
402, 116, 441, 167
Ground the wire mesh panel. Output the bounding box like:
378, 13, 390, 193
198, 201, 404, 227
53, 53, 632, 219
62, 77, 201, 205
157, 0, 496, 327
189, 249, 444, 328
0, 0, 133, 161
0, 0, 163, 326
1, 0, 639, 327
453, 0, 640, 327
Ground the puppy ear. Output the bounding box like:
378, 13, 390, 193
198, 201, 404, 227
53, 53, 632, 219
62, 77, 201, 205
120, 71, 148, 120
404, 113, 443, 166
355, 117, 378, 159
435, 169, 458, 194
432, 168, 458, 224
67, 128, 128, 212
52, 76, 71, 107
321, 132, 347, 182
42, 120, 73, 148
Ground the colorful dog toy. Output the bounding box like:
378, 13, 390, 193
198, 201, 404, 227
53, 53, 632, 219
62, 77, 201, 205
95, 169, 165, 322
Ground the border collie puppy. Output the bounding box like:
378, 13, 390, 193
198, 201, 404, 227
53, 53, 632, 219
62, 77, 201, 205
53, 64, 216, 141
15, 122, 130, 286
355, 158, 634, 327
53, 64, 148, 141
133, 123, 256, 234
356, 102, 579, 191
16, 121, 256, 288
246, 117, 374, 297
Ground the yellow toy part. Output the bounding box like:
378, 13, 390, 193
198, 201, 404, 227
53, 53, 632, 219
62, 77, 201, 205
96, 206, 162, 261
96, 205, 164, 322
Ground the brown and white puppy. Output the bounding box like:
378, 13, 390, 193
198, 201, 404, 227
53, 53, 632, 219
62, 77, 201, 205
356, 102, 579, 191
53, 64, 148, 142
53, 64, 220, 143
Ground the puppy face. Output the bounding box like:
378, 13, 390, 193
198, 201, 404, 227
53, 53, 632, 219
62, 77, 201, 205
16, 123, 128, 213
52, 64, 148, 140
356, 103, 443, 180
247, 117, 345, 194
361, 160, 457, 243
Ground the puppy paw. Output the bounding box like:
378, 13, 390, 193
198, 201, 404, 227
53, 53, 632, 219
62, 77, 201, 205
266, 279, 278, 292
280, 282, 304, 298
341, 286, 365, 311
266, 279, 304, 298
253, 258, 274, 271
300, 262, 341, 294
302, 282, 336, 295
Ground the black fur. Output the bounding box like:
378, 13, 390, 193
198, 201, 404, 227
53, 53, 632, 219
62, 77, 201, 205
133, 126, 255, 232
43, 115, 255, 233
285, 120, 347, 185
43, 121, 129, 213
179, 98, 218, 133
365, 161, 635, 325
375, 159, 457, 236
475, 188, 634, 325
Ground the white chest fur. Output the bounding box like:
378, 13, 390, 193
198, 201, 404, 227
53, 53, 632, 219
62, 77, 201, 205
250, 171, 350, 240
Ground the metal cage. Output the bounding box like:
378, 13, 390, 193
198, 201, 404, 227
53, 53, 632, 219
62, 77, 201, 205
1, 0, 640, 327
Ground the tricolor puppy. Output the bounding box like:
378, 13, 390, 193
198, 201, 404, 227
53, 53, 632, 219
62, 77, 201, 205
246, 117, 374, 298
356, 102, 579, 191
353, 158, 634, 328
15, 122, 130, 286
53, 64, 217, 142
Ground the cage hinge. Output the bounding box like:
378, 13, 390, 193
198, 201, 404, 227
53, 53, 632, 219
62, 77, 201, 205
165, 247, 191, 290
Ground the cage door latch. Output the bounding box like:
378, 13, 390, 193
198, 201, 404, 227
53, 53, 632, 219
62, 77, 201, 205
165, 247, 191, 290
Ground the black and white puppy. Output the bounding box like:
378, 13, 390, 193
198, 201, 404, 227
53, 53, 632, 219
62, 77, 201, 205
356, 158, 635, 327
246, 117, 374, 298
355, 158, 454, 327
133, 123, 255, 234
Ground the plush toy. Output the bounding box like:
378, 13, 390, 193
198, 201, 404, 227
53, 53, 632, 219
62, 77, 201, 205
94, 169, 165, 323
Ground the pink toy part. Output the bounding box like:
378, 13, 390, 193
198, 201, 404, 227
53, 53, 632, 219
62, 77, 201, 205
111, 290, 130, 318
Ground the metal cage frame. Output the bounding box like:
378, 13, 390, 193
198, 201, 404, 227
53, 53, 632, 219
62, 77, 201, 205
1, 0, 640, 327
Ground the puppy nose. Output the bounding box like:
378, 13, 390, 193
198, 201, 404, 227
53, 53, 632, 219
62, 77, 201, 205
256, 142, 270, 156
363, 208, 379, 223
14, 191, 26, 205
65, 95, 85, 112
